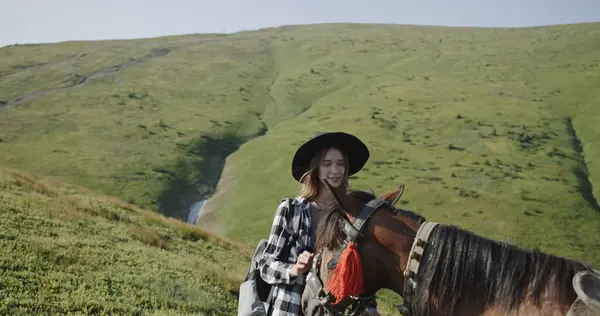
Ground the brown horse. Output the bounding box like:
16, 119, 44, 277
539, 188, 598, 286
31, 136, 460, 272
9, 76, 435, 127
301, 181, 599, 316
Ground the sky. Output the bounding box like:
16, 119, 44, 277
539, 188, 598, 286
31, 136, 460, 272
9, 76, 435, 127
2, 0, 600, 47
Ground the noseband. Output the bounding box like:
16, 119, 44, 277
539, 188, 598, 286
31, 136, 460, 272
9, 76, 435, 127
305, 198, 389, 316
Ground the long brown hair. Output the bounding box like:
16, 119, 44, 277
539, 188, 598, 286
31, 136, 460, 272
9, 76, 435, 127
299, 147, 349, 200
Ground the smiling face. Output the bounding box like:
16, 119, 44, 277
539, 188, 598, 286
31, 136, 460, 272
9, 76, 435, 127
299, 146, 349, 200
318, 148, 346, 188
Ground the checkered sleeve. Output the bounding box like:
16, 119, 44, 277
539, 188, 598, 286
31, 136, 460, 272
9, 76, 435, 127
257, 200, 297, 285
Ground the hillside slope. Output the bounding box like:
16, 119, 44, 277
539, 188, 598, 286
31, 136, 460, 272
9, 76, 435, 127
1, 22, 600, 280
0, 165, 250, 315
199, 22, 600, 266
0, 32, 277, 220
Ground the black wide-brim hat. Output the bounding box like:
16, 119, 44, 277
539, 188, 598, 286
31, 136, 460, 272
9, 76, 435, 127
291, 132, 370, 182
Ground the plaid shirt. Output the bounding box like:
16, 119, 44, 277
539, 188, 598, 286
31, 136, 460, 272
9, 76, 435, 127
257, 197, 313, 315
257, 196, 377, 316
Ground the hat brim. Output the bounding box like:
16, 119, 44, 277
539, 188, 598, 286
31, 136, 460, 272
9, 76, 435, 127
291, 132, 370, 182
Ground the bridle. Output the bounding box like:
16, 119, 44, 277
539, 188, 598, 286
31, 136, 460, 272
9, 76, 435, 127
304, 188, 440, 316
396, 220, 438, 316
305, 197, 390, 316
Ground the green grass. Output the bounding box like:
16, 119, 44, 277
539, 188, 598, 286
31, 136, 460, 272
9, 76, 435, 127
0, 164, 404, 315
0, 32, 276, 219
0, 165, 251, 315
199, 23, 600, 260
2, 22, 600, 314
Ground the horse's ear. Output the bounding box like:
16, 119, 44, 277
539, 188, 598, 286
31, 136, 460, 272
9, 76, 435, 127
380, 184, 405, 207
323, 179, 358, 215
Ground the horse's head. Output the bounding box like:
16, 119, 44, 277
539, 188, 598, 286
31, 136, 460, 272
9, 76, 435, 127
303, 180, 427, 315
306, 180, 594, 316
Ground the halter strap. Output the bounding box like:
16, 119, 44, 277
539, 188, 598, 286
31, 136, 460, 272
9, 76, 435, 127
328, 198, 389, 269
306, 198, 389, 316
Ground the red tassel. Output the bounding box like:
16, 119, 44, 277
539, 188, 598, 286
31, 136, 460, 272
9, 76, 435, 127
326, 241, 364, 304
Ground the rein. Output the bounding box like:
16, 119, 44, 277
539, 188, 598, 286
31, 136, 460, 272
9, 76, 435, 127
306, 198, 389, 316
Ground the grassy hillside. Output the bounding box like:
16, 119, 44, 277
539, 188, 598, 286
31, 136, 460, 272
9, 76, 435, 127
1, 22, 600, 313
0, 164, 405, 315
0, 165, 252, 315
0, 32, 276, 219
199, 22, 600, 266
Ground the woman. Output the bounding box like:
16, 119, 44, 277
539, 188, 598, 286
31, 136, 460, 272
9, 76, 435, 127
257, 132, 379, 316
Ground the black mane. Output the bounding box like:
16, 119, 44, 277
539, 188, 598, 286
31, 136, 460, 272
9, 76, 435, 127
414, 224, 592, 315
313, 189, 593, 315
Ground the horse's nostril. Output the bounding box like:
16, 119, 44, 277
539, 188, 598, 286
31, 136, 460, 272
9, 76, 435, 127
404, 270, 415, 278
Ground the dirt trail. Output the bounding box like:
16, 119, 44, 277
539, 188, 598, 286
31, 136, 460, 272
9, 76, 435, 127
0, 53, 88, 77
1, 48, 170, 109
1, 39, 223, 109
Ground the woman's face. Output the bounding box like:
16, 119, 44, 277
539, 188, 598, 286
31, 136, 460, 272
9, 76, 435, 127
318, 148, 346, 188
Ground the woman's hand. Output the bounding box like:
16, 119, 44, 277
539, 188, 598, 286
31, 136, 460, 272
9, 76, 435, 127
290, 251, 314, 276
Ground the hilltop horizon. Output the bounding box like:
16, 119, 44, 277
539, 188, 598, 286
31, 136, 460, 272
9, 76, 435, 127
3, 20, 600, 48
